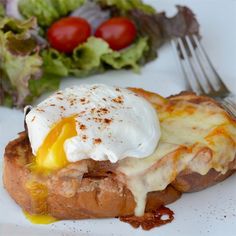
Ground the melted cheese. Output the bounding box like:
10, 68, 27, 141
118, 100, 236, 216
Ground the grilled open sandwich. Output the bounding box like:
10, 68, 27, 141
3, 87, 236, 229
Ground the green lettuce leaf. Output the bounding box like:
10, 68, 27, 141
41, 49, 70, 77
73, 37, 112, 71
0, 17, 37, 33
0, 2, 5, 18
101, 37, 149, 71
51, 0, 85, 16
72, 36, 148, 73
18, 0, 85, 27
97, 0, 155, 14
42, 37, 110, 78
41, 36, 148, 79
27, 74, 60, 100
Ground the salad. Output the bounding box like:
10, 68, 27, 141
0, 0, 199, 108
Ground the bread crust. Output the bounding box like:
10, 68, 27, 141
172, 168, 235, 192
3, 90, 236, 219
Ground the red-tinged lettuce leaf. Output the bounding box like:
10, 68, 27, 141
6, 32, 38, 56
154, 6, 200, 38
128, 10, 164, 62
131, 6, 199, 62
0, 17, 43, 107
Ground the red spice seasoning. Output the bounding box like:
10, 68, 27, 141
93, 138, 102, 144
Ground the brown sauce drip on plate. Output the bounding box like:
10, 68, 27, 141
119, 206, 174, 230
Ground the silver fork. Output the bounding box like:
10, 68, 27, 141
171, 35, 236, 118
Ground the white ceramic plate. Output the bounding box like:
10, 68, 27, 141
0, 1, 236, 235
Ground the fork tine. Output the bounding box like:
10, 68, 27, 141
171, 39, 192, 90
185, 35, 214, 94
176, 37, 205, 94
192, 35, 230, 96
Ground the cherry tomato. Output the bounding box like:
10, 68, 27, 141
47, 17, 91, 53
95, 17, 137, 50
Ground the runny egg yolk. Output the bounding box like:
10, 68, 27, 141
36, 116, 77, 171
24, 211, 57, 224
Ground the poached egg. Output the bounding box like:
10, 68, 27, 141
25, 84, 161, 171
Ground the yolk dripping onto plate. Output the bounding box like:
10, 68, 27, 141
24, 211, 57, 224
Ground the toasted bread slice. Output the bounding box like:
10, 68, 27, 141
3, 132, 181, 219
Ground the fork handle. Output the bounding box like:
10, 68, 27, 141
217, 94, 236, 118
